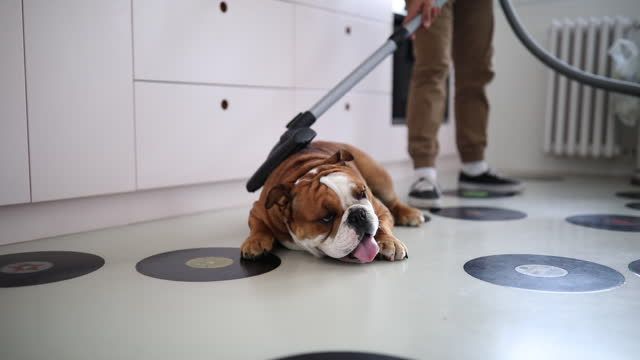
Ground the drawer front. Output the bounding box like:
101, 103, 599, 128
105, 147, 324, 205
347, 93, 408, 163
135, 82, 295, 189
294, 6, 392, 93
296, 90, 405, 163
134, 0, 294, 87
284, 0, 392, 22
295, 90, 359, 147
0, 0, 30, 206
25, 0, 135, 202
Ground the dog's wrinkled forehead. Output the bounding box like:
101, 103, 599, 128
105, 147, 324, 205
319, 172, 367, 209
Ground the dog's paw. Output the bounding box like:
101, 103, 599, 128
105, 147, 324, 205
240, 235, 274, 260
393, 204, 426, 227
376, 235, 408, 261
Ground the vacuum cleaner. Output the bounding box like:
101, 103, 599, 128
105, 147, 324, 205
246, 0, 640, 193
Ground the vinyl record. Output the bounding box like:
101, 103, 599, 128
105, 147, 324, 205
626, 202, 640, 211
442, 189, 516, 199
629, 259, 640, 277
430, 206, 526, 221
464, 254, 625, 292
566, 214, 640, 232
0, 251, 105, 287
136, 247, 280, 282
276, 352, 409, 360
506, 174, 563, 182
616, 191, 640, 200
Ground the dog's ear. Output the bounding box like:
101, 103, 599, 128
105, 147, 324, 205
266, 184, 292, 210
325, 149, 354, 164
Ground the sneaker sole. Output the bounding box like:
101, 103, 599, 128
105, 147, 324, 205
408, 196, 441, 209
458, 181, 525, 193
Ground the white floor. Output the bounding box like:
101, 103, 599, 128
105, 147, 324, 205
1, 173, 639, 360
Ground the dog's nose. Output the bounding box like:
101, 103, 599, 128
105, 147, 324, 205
347, 207, 368, 229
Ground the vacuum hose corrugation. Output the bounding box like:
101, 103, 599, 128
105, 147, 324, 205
499, 0, 640, 97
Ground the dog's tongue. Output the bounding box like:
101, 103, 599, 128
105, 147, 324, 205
352, 235, 379, 263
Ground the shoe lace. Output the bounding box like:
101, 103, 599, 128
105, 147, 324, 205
411, 177, 439, 192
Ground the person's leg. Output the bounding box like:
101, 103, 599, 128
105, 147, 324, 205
406, 0, 453, 172
406, 1, 453, 207
452, 0, 494, 166
451, 0, 524, 192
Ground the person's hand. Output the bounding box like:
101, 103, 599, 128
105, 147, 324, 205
404, 0, 442, 29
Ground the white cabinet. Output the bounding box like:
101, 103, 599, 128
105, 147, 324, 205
0, 0, 30, 206
283, 0, 392, 22
295, 90, 360, 147
296, 90, 406, 163
294, 5, 392, 93
349, 92, 408, 163
24, 0, 135, 202
134, 0, 294, 87
135, 82, 295, 189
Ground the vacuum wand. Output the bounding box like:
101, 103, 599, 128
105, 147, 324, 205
246, 10, 437, 192
307, 12, 427, 120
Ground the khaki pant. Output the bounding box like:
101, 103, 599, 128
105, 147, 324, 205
406, 0, 495, 168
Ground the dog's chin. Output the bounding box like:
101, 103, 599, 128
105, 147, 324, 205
337, 233, 379, 264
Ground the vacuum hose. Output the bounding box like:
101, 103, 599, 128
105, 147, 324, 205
499, 0, 640, 97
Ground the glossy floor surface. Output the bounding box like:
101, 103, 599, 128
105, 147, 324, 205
1, 174, 639, 360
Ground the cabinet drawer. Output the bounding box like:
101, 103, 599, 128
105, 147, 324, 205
134, 0, 294, 87
283, 0, 392, 23
348, 93, 408, 163
135, 82, 295, 189
296, 90, 405, 163
294, 6, 392, 93
295, 90, 360, 147
25, 0, 135, 202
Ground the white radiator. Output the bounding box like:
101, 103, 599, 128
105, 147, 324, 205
544, 16, 635, 158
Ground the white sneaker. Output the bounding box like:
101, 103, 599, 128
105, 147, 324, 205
408, 177, 441, 208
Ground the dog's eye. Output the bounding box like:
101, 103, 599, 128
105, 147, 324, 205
353, 187, 367, 200
319, 213, 335, 224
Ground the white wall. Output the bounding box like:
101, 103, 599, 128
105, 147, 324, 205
487, 0, 640, 176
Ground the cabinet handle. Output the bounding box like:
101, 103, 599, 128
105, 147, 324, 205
345, 102, 351, 111
219, 2, 228, 13
221, 99, 229, 110
345, 26, 351, 35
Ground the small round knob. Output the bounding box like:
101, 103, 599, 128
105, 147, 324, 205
221, 99, 229, 110
345, 102, 351, 111
219, 2, 228, 13
345, 26, 351, 35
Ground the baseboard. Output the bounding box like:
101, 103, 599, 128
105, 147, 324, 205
0, 179, 259, 246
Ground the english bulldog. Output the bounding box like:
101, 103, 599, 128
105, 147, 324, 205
241, 141, 426, 263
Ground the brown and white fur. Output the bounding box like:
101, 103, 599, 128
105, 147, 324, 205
241, 141, 425, 263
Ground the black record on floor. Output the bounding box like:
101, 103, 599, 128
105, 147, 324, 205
0, 251, 105, 287
430, 206, 526, 221
629, 260, 640, 277
626, 202, 640, 211
136, 247, 280, 282
616, 191, 640, 200
566, 214, 640, 232
442, 189, 516, 199
276, 352, 409, 360
508, 174, 563, 182
464, 254, 625, 292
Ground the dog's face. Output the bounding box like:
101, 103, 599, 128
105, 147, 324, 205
266, 151, 380, 263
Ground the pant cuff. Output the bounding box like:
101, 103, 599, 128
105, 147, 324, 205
459, 148, 485, 164
413, 157, 437, 169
